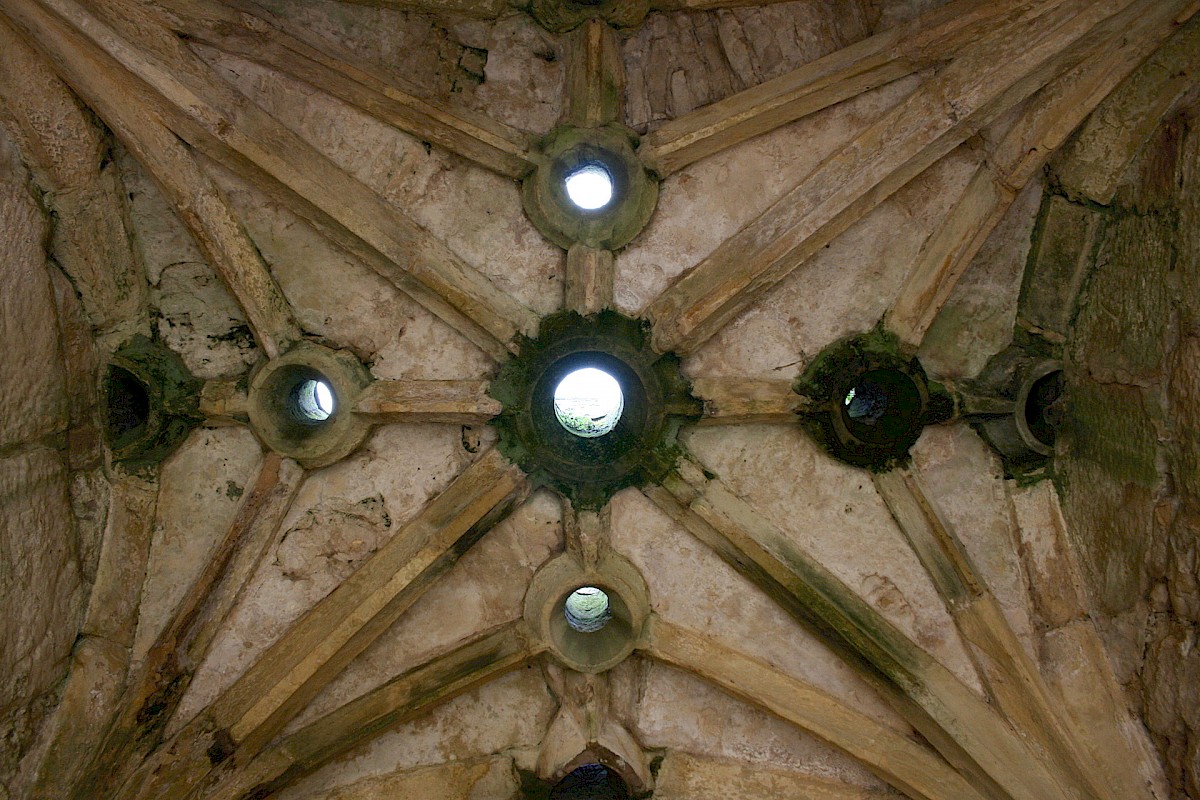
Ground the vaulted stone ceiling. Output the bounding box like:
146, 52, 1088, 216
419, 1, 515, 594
1, 0, 1198, 799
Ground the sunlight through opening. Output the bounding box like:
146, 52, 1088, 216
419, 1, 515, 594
554, 367, 623, 437
564, 164, 614, 210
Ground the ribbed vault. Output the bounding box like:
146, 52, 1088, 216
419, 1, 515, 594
0, 0, 1197, 798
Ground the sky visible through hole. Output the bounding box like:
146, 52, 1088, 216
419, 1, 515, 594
565, 164, 614, 210
554, 367, 623, 437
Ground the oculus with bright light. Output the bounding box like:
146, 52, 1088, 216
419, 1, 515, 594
554, 367, 623, 437
292, 378, 335, 422
564, 163, 614, 210
563, 586, 612, 632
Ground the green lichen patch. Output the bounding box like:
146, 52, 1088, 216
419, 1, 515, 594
490, 310, 700, 509
793, 327, 947, 472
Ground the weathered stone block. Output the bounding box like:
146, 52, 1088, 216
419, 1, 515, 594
1016, 193, 1101, 340
0, 162, 68, 450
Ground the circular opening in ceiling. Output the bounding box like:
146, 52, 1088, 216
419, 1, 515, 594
564, 586, 612, 633
1023, 367, 1064, 449
564, 163, 614, 211
550, 763, 630, 799
105, 365, 151, 445
554, 367, 624, 438
838, 369, 923, 446
291, 377, 336, 423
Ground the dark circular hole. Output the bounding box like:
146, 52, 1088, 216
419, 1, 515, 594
1024, 369, 1064, 448
105, 365, 150, 444
551, 764, 630, 800
839, 368, 923, 446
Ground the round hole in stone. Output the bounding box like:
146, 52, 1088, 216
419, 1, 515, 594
290, 375, 336, 424
564, 163, 614, 211
551, 763, 630, 800
838, 368, 923, 445
1023, 367, 1064, 449
554, 367, 624, 438
564, 587, 612, 633
105, 365, 151, 443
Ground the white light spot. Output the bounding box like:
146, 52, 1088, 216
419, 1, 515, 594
564, 586, 611, 633
564, 164, 614, 210
296, 378, 335, 422
554, 367, 623, 438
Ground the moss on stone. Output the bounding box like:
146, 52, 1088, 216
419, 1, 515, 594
490, 310, 700, 509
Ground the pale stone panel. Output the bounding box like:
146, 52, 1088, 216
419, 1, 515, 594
610, 487, 905, 730
683, 145, 977, 380
682, 424, 982, 691
197, 46, 562, 319
465, 15, 566, 133
120, 151, 262, 379
634, 662, 892, 788
919, 176, 1043, 380
287, 489, 561, 729
272, 667, 555, 800
174, 424, 488, 731
210, 163, 493, 379
910, 423, 1038, 660
622, 2, 870, 133
616, 78, 918, 318
131, 427, 264, 667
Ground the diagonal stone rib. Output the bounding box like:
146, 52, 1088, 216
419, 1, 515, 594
565, 18, 624, 128
886, 0, 1198, 348
643, 616, 989, 800
0, 16, 147, 334
644, 0, 1145, 356
643, 453, 1081, 800
154, 0, 535, 179
66, 455, 305, 800
872, 466, 1139, 800
0, 0, 303, 359
689, 377, 807, 425
12, 0, 537, 361
353, 379, 502, 424
196, 623, 540, 800
13, 475, 159, 800
638, 0, 1025, 177
112, 447, 529, 800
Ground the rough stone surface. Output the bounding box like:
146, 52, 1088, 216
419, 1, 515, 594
120, 150, 260, 380
173, 424, 494, 730
654, 750, 900, 799
919, 176, 1043, 380
0, 128, 85, 791
622, 1, 869, 133
0, 449, 82, 786
634, 662, 890, 788
131, 427, 264, 667
273, 667, 554, 800
910, 423, 1037, 658
616, 77, 919, 321
283, 756, 518, 800
610, 487, 906, 729
682, 424, 983, 692
1052, 101, 1200, 799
